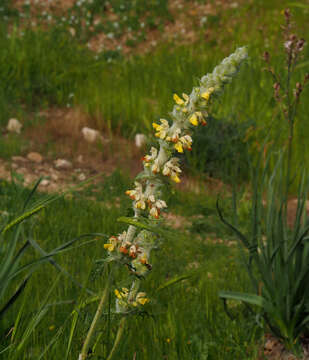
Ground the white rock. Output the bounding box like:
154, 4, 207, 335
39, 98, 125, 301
81, 127, 102, 143
27, 152, 43, 163
135, 133, 147, 148
78, 173, 86, 181
54, 159, 72, 170
40, 179, 50, 187
7, 118, 22, 134
69, 27, 76, 37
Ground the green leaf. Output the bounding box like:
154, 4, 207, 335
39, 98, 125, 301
219, 291, 266, 308
0, 276, 29, 319
65, 310, 79, 359
13, 274, 61, 357
157, 273, 193, 291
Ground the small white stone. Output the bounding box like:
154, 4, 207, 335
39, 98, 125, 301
69, 27, 76, 36
54, 159, 72, 170
230, 2, 239, 8
78, 173, 86, 181
40, 179, 50, 187
135, 134, 147, 148
7, 118, 22, 134
27, 152, 43, 163
81, 127, 102, 143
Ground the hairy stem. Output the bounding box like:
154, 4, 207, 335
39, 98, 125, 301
106, 317, 126, 360
78, 273, 112, 360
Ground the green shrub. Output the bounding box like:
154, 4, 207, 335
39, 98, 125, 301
185, 115, 253, 182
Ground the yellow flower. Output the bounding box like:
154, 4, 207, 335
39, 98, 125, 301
137, 297, 149, 305
135, 200, 146, 209
171, 174, 180, 183
173, 93, 184, 105
174, 135, 192, 153
121, 288, 129, 297
189, 113, 198, 126
136, 292, 149, 305
182, 93, 189, 101
180, 135, 192, 150
152, 119, 169, 139
201, 91, 210, 101
163, 158, 182, 183
104, 243, 115, 252
114, 289, 122, 299
174, 142, 183, 153
190, 111, 207, 126
201, 87, 215, 101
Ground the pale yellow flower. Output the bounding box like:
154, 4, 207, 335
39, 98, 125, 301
148, 198, 167, 218
189, 113, 198, 126
173, 93, 184, 105
152, 119, 169, 139
136, 292, 149, 305
179, 135, 192, 151
143, 147, 158, 163
174, 135, 192, 153
104, 236, 119, 252
166, 128, 181, 143
163, 158, 182, 183
151, 158, 160, 174
126, 182, 146, 209
189, 111, 207, 126
201, 87, 215, 101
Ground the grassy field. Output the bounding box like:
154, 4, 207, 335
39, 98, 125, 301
0, 172, 261, 360
0, 0, 309, 359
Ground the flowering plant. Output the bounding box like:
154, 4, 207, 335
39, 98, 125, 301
79, 46, 248, 360
219, 9, 309, 357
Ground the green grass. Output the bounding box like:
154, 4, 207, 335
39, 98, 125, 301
0, 173, 263, 359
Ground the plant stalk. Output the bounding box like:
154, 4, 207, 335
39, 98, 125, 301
78, 273, 111, 360
106, 317, 126, 360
